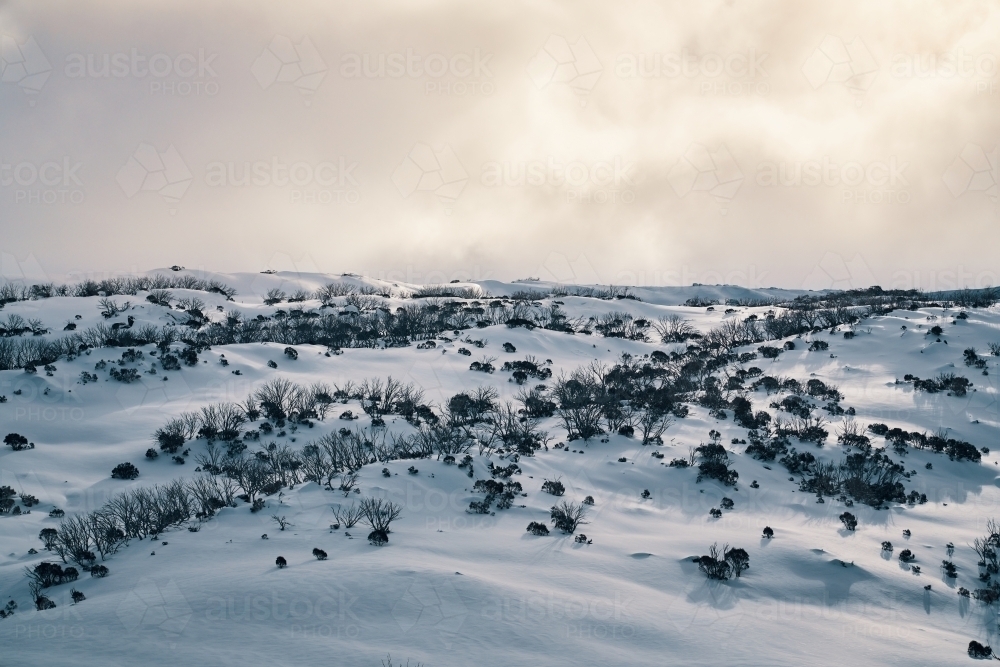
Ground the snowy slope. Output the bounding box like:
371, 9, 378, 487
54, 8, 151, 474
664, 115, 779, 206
0, 273, 998, 666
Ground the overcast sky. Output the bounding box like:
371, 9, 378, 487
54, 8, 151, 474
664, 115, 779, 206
1, 0, 998, 291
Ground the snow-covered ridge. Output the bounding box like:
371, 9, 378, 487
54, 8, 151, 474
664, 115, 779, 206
0, 272, 998, 666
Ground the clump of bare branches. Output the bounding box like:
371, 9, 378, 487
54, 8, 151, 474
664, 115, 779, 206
359, 497, 402, 545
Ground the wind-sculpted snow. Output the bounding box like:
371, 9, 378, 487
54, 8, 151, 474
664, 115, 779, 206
0, 272, 999, 666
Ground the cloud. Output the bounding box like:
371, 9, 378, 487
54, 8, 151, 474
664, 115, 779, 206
1, 0, 998, 287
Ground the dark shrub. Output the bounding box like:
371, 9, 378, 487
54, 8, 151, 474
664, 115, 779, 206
160, 354, 181, 370
368, 529, 388, 546
0, 486, 15, 514
91, 565, 109, 577
695, 442, 738, 486
881, 541, 893, 552
839, 512, 857, 531
180, 347, 199, 366
969, 641, 993, 659
726, 547, 750, 577
34, 596, 56, 611
276, 556, 287, 569
527, 521, 549, 536
550, 501, 587, 533
696, 543, 731, 580
868, 423, 889, 436
71, 589, 86, 604
762, 526, 773, 539
541, 479, 565, 496
157, 431, 184, 454
898, 549, 914, 563
4, 433, 32, 451
111, 462, 139, 480
312, 548, 327, 560
284, 347, 298, 360
39, 528, 58, 551
145, 448, 159, 459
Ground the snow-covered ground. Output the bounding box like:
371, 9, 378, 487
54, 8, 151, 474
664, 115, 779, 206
1, 271, 998, 666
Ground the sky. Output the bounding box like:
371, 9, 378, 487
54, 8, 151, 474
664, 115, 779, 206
0, 0, 998, 291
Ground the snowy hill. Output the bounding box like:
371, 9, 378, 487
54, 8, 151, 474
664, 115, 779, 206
1, 271, 998, 666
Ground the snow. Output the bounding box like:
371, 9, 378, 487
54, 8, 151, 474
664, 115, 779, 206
1, 272, 998, 666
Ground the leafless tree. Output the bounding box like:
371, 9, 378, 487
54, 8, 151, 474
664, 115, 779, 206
338, 471, 359, 497
550, 500, 588, 533
225, 455, 273, 501
256, 377, 297, 419
331, 502, 363, 528
271, 514, 293, 531
359, 497, 402, 533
